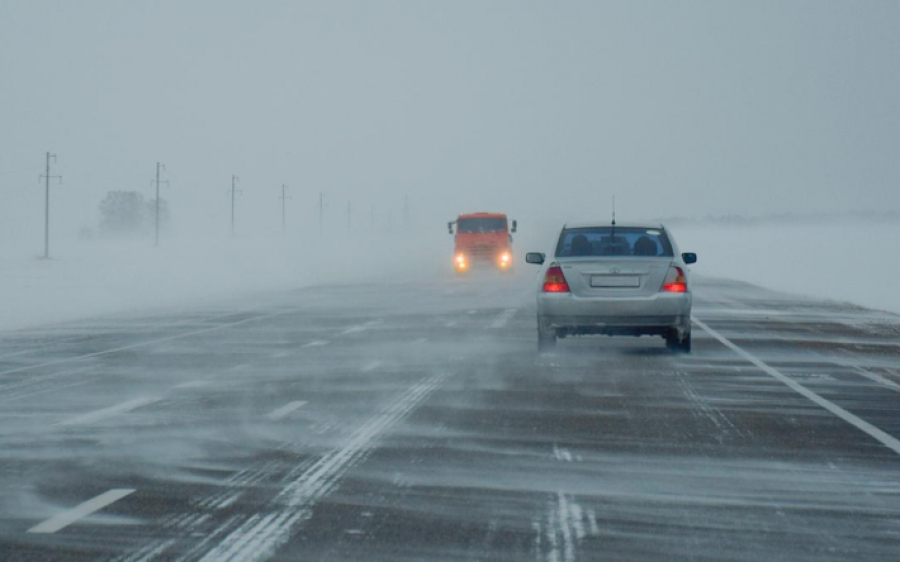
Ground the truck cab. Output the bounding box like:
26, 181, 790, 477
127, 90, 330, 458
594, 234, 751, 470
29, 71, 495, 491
447, 212, 517, 272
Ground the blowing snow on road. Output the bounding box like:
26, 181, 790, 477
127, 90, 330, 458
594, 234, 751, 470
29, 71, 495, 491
2, 274, 900, 561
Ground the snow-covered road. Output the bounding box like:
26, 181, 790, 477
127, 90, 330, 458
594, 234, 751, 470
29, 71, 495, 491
2, 273, 900, 561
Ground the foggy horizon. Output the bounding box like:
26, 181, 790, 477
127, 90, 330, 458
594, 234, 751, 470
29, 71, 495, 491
2, 1, 899, 247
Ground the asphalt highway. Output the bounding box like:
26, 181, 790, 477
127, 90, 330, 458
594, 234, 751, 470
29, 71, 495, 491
2, 272, 900, 561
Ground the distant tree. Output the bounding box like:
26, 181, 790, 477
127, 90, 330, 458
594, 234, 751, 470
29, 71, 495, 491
98, 190, 170, 236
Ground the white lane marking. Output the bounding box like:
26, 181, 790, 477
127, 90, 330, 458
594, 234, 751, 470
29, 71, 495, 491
28, 489, 135, 533
693, 317, 900, 457
301, 340, 329, 348
194, 373, 447, 562
488, 308, 516, 329
0, 366, 93, 399
270, 351, 293, 359
0, 378, 95, 403
175, 381, 209, 389
0, 347, 50, 361
586, 509, 599, 536
266, 401, 308, 421
852, 367, 900, 393
360, 360, 383, 373
444, 321, 458, 328
58, 397, 161, 427
0, 309, 298, 379
553, 444, 573, 462
340, 320, 382, 335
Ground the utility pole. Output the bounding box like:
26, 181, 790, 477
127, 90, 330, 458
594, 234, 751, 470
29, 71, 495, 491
229, 175, 241, 236
279, 184, 291, 237
153, 162, 169, 247
39, 152, 61, 259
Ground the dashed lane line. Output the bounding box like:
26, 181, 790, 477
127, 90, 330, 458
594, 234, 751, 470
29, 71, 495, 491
57, 396, 161, 427
266, 401, 308, 421
488, 308, 517, 329
175, 381, 209, 389
340, 320, 383, 335
693, 316, 900, 457
301, 340, 330, 348
28, 489, 136, 534
0, 308, 300, 379
360, 360, 383, 372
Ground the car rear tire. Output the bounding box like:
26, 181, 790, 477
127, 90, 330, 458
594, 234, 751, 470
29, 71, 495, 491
666, 331, 691, 353
538, 323, 556, 351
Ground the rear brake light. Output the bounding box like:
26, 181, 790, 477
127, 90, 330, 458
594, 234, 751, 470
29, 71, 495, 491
662, 266, 687, 293
542, 264, 570, 293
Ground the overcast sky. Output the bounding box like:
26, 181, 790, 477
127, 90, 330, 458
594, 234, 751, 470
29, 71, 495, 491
1, 0, 899, 244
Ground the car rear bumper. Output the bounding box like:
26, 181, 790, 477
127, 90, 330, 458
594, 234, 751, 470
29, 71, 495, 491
537, 292, 692, 336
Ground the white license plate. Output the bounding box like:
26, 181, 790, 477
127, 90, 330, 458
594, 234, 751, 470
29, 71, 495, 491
591, 276, 640, 288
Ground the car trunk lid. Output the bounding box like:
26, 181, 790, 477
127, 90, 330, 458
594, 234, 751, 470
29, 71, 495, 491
559, 257, 672, 297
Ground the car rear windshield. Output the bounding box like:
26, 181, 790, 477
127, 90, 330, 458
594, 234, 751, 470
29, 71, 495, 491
556, 227, 674, 258
457, 218, 507, 233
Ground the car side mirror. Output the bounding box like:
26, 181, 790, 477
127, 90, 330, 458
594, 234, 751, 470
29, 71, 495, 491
682, 252, 697, 264
447, 222, 454, 234
511, 220, 517, 233
525, 252, 545, 265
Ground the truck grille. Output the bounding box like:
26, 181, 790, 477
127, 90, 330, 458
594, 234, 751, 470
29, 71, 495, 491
467, 245, 501, 260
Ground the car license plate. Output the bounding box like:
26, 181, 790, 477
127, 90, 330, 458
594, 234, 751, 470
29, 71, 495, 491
591, 276, 640, 288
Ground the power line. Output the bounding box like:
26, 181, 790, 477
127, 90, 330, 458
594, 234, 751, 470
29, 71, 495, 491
38, 152, 61, 259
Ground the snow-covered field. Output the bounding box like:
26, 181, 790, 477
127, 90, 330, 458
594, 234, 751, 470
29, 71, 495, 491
1, 222, 897, 333
0, 231, 446, 333
676, 223, 900, 315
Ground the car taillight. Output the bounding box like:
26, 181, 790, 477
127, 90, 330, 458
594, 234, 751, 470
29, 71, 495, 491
542, 264, 570, 293
661, 266, 687, 293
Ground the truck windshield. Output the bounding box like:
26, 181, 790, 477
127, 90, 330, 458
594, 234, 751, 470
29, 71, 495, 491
457, 218, 507, 233
556, 227, 674, 257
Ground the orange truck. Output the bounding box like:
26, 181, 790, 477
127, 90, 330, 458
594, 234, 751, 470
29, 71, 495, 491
447, 212, 517, 272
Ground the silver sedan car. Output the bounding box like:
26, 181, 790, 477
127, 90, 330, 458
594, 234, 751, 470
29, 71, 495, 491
525, 223, 696, 352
